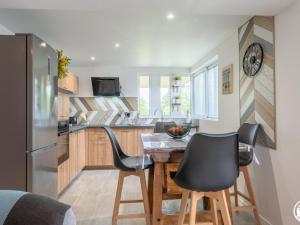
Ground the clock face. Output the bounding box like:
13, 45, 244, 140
243, 43, 264, 77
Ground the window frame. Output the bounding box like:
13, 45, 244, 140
192, 62, 219, 120
137, 73, 191, 118
137, 74, 152, 117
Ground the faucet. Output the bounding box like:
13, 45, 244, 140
154, 108, 164, 121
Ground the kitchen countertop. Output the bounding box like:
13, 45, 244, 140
69, 124, 199, 133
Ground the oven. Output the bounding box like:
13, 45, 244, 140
57, 121, 69, 165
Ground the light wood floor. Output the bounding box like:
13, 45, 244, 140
59, 170, 256, 225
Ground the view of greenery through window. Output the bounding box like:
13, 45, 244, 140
138, 75, 150, 116
160, 76, 171, 116
139, 75, 191, 117
180, 76, 191, 115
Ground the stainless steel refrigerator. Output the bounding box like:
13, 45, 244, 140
0, 34, 58, 198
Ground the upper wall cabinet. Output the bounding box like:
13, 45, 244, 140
58, 72, 79, 94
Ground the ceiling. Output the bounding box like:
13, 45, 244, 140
0, 0, 295, 67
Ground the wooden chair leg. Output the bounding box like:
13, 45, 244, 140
178, 191, 189, 225
241, 166, 261, 225
210, 198, 219, 225
225, 189, 233, 220
189, 191, 198, 225
219, 190, 232, 225
139, 171, 151, 225
233, 183, 238, 207
112, 171, 125, 225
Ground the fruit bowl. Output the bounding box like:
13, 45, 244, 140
166, 126, 190, 139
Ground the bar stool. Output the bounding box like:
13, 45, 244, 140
102, 126, 153, 225
154, 121, 176, 133
230, 123, 261, 225
173, 133, 239, 225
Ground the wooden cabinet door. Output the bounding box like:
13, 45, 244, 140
113, 128, 138, 156
77, 130, 86, 171
69, 132, 78, 180
57, 93, 69, 120
57, 159, 70, 193
57, 72, 79, 94
137, 128, 154, 155
86, 129, 113, 167
58, 77, 68, 90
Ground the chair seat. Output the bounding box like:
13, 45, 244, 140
239, 151, 253, 166
122, 155, 153, 171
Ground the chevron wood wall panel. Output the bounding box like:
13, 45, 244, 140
239, 16, 276, 149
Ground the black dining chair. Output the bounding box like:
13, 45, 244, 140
154, 121, 176, 133
102, 126, 153, 225
173, 132, 239, 225
230, 123, 261, 225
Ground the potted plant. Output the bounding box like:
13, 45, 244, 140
57, 49, 71, 80
174, 76, 182, 86
175, 96, 181, 104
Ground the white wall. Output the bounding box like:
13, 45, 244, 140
0, 24, 14, 35
268, 2, 300, 224
70, 66, 190, 97
191, 31, 240, 133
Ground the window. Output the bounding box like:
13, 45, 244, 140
180, 76, 191, 115
138, 74, 191, 117
160, 76, 171, 116
138, 75, 150, 116
192, 64, 218, 119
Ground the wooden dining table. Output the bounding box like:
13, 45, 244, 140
141, 132, 249, 225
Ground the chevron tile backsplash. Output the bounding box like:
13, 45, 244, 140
70, 97, 138, 125
70, 97, 192, 126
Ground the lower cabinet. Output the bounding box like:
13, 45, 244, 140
57, 159, 70, 194
86, 127, 154, 168
77, 130, 86, 171
136, 128, 154, 155
86, 128, 113, 167
113, 128, 138, 156
58, 127, 154, 193
57, 129, 86, 194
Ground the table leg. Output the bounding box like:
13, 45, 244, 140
152, 162, 164, 225
148, 166, 154, 214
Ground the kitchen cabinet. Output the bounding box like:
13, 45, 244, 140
77, 130, 86, 171
57, 93, 70, 120
85, 127, 154, 168
113, 128, 138, 156
69, 132, 78, 181
136, 128, 154, 155
86, 128, 113, 167
58, 72, 79, 94
57, 159, 70, 194
58, 129, 86, 194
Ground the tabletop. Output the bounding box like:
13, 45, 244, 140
141, 133, 250, 154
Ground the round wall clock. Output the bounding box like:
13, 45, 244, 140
243, 43, 264, 77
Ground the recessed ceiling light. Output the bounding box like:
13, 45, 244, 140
90, 56, 96, 61
115, 43, 120, 48
166, 12, 175, 20
40, 42, 47, 47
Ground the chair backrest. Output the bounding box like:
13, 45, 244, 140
102, 126, 129, 171
154, 121, 176, 133
173, 132, 239, 192
238, 123, 260, 147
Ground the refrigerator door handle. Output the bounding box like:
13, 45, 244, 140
27, 143, 57, 154
48, 56, 50, 75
